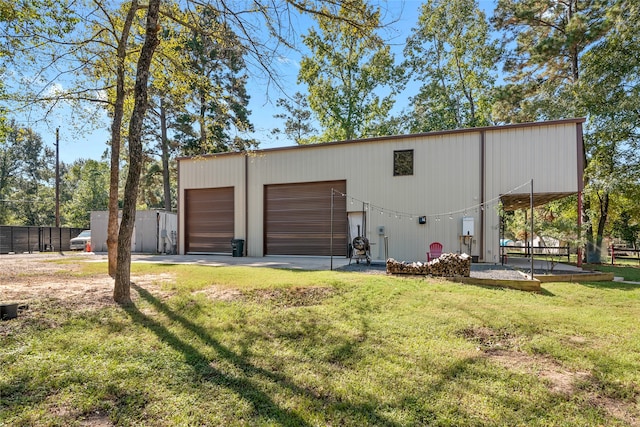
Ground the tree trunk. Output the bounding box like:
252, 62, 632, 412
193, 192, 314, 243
107, 87, 123, 277
107, 1, 139, 278
199, 90, 207, 151
591, 191, 610, 264
160, 97, 171, 212
114, 0, 161, 304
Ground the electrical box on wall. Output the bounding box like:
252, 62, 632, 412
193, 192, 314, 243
377, 226, 385, 235
462, 217, 474, 236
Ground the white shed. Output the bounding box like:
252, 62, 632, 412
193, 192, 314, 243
90, 210, 177, 254
177, 119, 584, 262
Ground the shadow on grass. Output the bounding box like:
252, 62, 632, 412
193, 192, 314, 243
127, 284, 309, 425
395, 354, 576, 426
128, 283, 401, 426
538, 288, 556, 296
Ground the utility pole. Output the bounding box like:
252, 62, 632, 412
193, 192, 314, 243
55, 128, 60, 227
56, 128, 62, 255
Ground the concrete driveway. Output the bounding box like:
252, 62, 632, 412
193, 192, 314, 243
129, 253, 354, 271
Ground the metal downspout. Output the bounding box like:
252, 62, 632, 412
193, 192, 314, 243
245, 153, 249, 256
480, 131, 485, 261
577, 122, 585, 267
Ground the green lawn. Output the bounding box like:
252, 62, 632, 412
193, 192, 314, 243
1, 263, 639, 426
587, 263, 640, 282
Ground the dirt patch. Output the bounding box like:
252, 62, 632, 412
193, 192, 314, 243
488, 350, 639, 425
50, 405, 112, 427
565, 335, 590, 347
195, 285, 337, 307
458, 326, 639, 425
0, 254, 175, 336
195, 286, 244, 302
459, 326, 590, 395
79, 411, 113, 427
1, 271, 174, 309
486, 349, 590, 394
588, 395, 640, 427
457, 326, 521, 352
244, 286, 336, 307
0, 255, 115, 316
459, 326, 588, 394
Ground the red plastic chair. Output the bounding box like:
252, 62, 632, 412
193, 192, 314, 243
427, 242, 443, 261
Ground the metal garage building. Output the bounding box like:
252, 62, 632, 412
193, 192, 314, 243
177, 119, 584, 262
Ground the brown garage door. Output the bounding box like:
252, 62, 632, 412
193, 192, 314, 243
264, 180, 347, 256
185, 187, 234, 253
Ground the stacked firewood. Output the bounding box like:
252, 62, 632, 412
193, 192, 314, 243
386, 253, 471, 277
385, 259, 430, 275
428, 253, 471, 277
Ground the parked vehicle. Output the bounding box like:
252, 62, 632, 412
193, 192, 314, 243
70, 230, 91, 250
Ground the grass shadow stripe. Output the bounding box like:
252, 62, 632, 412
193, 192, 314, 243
130, 283, 403, 427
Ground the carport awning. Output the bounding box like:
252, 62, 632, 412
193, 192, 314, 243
500, 192, 575, 211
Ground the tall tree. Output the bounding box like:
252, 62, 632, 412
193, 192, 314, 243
0, 122, 54, 225
0, 0, 78, 140
106, 1, 144, 278
114, 0, 161, 305
137, 10, 188, 213
62, 159, 110, 228
492, 0, 609, 122
611, 211, 640, 249
89, 1, 147, 278
0, 123, 21, 223
492, 0, 613, 262
579, 2, 640, 257
271, 92, 317, 144
403, 0, 501, 132
298, 0, 403, 141
174, 6, 256, 156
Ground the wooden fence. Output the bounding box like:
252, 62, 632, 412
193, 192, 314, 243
0, 226, 85, 254
500, 244, 571, 263
610, 246, 640, 265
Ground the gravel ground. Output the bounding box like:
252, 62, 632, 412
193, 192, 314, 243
336, 260, 528, 280
469, 263, 528, 280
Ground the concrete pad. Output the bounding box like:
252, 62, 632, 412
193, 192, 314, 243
127, 253, 353, 271
503, 256, 585, 273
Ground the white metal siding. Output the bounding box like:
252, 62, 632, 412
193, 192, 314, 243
485, 125, 578, 196
90, 210, 177, 253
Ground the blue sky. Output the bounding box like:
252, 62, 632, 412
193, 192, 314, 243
10, 0, 497, 164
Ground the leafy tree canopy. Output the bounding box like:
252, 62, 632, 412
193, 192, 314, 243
271, 92, 317, 144
298, 0, 404, 142
404, 0, 501, 132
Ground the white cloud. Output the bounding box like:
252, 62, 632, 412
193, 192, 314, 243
277, 55, 300, 69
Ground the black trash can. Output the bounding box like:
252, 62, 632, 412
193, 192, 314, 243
1, 303, 18, 321
231, 239, 245, 257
